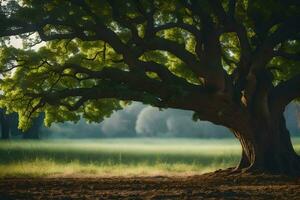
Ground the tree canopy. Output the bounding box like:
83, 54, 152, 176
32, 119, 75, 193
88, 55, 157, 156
0, 0, 300, 131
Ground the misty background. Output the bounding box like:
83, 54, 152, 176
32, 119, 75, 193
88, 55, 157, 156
36, 102, 300, 138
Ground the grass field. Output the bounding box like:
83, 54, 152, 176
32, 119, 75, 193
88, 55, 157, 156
1, 138, 300, 177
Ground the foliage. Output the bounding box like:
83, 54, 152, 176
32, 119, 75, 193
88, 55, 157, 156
0, 0, 299, 130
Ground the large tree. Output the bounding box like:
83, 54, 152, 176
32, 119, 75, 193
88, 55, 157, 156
0, 0, 300, 175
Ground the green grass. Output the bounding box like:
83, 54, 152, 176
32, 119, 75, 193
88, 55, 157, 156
0, 138, 300, 177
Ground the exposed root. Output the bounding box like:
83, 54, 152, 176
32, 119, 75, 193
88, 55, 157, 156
211, 156, 300, 178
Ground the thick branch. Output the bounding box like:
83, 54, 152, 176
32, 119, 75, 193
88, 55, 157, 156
270, 74, 300, 112
28, 77, 215, 113
251, 18, 300, 71
273, 50, 300, 62
138, 37, 202, 75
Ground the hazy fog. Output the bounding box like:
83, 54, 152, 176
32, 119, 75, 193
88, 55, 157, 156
41, 102, 300, 138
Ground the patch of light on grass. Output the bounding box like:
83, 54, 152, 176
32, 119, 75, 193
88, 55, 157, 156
0, 159, 234, 178
0, 138, 299, 177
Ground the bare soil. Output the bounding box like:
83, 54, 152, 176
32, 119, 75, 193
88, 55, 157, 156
1, 171, 300, 200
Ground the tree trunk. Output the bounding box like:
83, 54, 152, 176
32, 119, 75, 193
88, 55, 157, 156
0, 114, 10, 140
22, 131, 40, 139
232, 113, 300, 175
22, 114, 43, 139
1, 123, 10, 139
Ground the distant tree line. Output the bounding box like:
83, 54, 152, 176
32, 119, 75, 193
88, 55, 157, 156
36, 103, 300, 139
2, 104, 300, 140
0, 109, 43, 139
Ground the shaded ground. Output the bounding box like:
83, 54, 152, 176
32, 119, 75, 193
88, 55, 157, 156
1, 171, 300, 200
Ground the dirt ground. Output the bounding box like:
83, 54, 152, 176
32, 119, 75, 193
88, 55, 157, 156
1, 171, 300, 200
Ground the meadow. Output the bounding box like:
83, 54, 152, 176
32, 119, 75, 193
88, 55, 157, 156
1, 138, 300, 177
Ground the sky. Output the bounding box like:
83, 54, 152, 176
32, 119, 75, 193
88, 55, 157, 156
7, 35, 45, 49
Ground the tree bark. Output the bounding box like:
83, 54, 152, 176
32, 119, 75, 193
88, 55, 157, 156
233, 113, 300, 175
